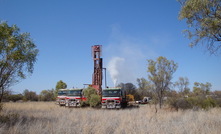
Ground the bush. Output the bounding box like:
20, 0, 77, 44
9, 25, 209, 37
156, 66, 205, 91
39, 90, 55, 101
167, 97, 178, 110
201, 97, 217, 109
167, 97, 192, 111
187, 96, 217, 110
89, 94, 101, 107
23, 89, 38, 101
80, 101, 88, 107
168, 96, 219, 111
186, 96, 203, 108
83, 87, 101, 107
7, 94, 23, 102
176, 98, 192, 110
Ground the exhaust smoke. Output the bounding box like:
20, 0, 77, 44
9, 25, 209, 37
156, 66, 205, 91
107, 57, 125, 87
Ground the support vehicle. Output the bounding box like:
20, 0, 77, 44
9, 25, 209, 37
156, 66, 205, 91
56, 89, 68, 106
101, 87, 127, 109
65, 88, 86, 107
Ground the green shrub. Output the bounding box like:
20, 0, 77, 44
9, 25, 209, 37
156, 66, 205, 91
186, 97, 201, 107
167, 96, 219, 110
167, 97, 178, 110
89, 94, 101, 107
186, 96, 217, 110
83, 87, 101, 107
167, 97, 192, 110
8, 94, 23, 102
201, 97, 217, 109
176, 98, 192, 110
80, 101, 88, 107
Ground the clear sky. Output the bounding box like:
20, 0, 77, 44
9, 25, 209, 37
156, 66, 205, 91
0, 0, 220, 94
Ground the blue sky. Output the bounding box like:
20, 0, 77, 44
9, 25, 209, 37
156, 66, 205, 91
0, 0, 220, 94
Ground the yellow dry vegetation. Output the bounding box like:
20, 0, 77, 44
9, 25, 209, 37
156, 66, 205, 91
1, 102, 221, 134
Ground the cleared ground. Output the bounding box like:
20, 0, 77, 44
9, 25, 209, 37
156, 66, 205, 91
0, 102, 221, 134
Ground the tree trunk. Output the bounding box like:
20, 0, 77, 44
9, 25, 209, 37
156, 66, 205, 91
0, 88, 4, 103
159, 96, 162, 109
158, 90, 163, 109
155, 102, 158, 113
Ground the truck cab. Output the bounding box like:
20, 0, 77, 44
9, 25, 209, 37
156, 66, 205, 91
56, 89, 68, 106
101, 87, 127, 109
65, 88, 85, 107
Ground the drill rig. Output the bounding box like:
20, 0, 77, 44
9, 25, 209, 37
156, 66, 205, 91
91, 45, 103, 94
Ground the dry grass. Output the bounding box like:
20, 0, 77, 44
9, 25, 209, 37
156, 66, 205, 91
1, 102, 221, 134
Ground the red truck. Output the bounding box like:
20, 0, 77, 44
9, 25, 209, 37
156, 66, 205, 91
65, 88, 86, 107
56, 89, 68, 106
101, 87, 127, 109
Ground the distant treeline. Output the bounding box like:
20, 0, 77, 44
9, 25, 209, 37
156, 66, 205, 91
3, 79, 221, 105
2, 89, 55, 102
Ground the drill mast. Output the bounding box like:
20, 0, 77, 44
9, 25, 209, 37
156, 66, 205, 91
91, 45, 103, 93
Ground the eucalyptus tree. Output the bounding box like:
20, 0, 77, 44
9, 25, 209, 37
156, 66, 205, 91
178, 0, 221, 54
193, 82, 212, 95
0, 21, 38, 102
175, 77, 190, 96
55, 80, 67, 95
147, 56, 178, 108
137, 78, 154, 98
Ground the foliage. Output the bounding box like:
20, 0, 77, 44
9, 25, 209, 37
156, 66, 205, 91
83, 87, 100, 107
175, 77, 190, 96
137, 78, 154, 99
178, 0, 221, 54
0, 89, 23, 102
0, 21, 38, 102
55, 80, 67, 95
188, 96, 217, 110
193, 82, 212, 95
1, 90, 12, 101
168, 96, 219, 110
23, 89, 38, 101
80, 101, 88, 107
137, 78, 149, 91
201, 97, 217, 109
89, 94, 101, 107
147, 56, 178, 108
39, 89, 55, 101
176, 98, 192, 110
167, 97, 192, 111
165, 90, 179, 98
83, 87, 97, 103
7, 94, 23, 102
